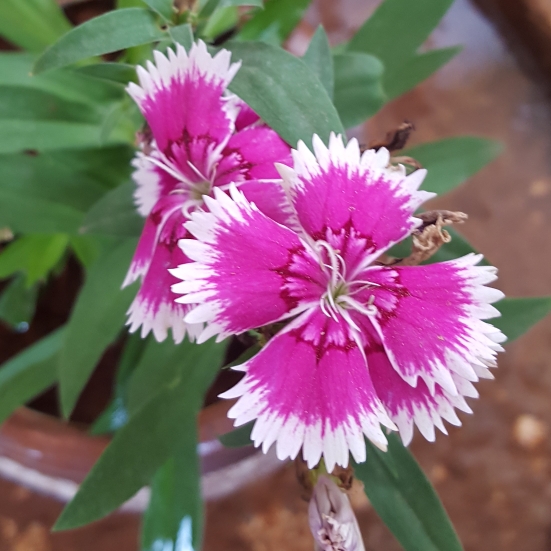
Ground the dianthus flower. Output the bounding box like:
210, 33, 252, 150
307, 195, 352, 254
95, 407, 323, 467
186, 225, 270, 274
122, 40, 292, 343
172, 134, 506, 471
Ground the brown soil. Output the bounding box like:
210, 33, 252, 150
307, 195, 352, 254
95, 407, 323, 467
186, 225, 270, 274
3, 0, 551, 550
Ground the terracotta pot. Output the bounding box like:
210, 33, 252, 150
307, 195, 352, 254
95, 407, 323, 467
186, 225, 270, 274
0, 401, 282, 511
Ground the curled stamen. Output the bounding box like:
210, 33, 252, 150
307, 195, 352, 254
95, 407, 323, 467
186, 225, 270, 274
348, 280, 380, 296
338, 295, 377, 317
182, 198, 203, 219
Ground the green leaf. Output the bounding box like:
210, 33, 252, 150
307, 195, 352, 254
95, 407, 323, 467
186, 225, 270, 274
348, 0, 454, 71
227, 41, 345, 147
80, 181, 144, 238
141, 445, 201, 551
355, 434, 463, 551
0, 275, 39, 332
143, 0, 175, 21
126, 337, 228, 415
219, 421, 253, 448
70, 235, 117, 268
237, 0, 311, 43
55, 383, 192, 530
0, 234, 69, 286
34, 9, 166, 74
0, 86, 100, 124
333, 52, 385, 128
55, 337, 226, 530
492, 297, 551, 343
76, 63, 137, 85
0, 120, 128, 154
0, 53, 125, 106
0, 147, 133, 234
169, 24, 194, 50
0, 327, 64, 425
89, 333, 150, 435
58, 238, 139, 418
404, 137, 502, 196
201, 7, 239, 41
302, 26, 334, 99
0, 0, 71, 52
385, 47, 461, 100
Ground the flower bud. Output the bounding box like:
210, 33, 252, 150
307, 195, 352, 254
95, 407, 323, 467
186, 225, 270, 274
308, 475, 365, 551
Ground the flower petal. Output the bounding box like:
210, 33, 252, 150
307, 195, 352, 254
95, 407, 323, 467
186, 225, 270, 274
359, 254, 505, 395
234, 100, 260, 131
123, 195, 186, 287
126, 205, 202, 343
277, 133, 433, 263
127, 41, 240, 178
214, 126, 292, 187
360, 319, 475, 446
221, 308, 395, 472
171, 187, 323, 343
237, 180, 298, 228
131, 150, 181, 217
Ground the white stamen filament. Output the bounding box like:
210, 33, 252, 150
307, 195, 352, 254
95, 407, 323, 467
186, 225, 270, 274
142, 153, 190, 185
314, 240, 379, 334
141, 154, 215, 220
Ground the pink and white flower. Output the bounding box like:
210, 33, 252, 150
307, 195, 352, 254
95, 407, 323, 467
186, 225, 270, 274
171, 133, 506, 471
123, 40, 293, 343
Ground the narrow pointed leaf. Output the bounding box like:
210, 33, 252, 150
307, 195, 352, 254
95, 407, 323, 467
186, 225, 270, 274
169, 24, 194, 50
333, 52, 385, 128
237, 0, 311, 43
348, 0, 454, 70
0, 276, 39, 332
227, 41, 344, 147
0, 328, 65, 424
302, 26, 334, 99
58, 239, 139, 418
0, 0, 71, 52
354, 434, 463, 551
80, 181, 144, 237
219, 421, 254, 448
0, 120, 128, 154
34, 9, 166, 74
54, 383, 191, 530
0, 234, 69, 286
0, 86, 100, 123
55, 337, 226, 530
76, 63, 137, 84
126, 337, 228, 415
143, 0, 174, 21
492, 297, 551, 342
385, 47, 461, 100
404, 137, 502, 196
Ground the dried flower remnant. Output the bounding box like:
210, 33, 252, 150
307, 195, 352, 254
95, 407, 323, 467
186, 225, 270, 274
172, 133, 506, 471
309, 475, 365, 551
123, 40, 292, 343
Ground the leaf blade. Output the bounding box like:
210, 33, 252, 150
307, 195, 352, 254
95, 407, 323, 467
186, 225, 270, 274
226, 41, 345, 147
404, 137, 503, 196
493, 297, 551, 342
333, 52, 385, 128
58, 238, 139, 417
34, 9, 166, 74
0, 328, 65, 424
354, 435, 463, 551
